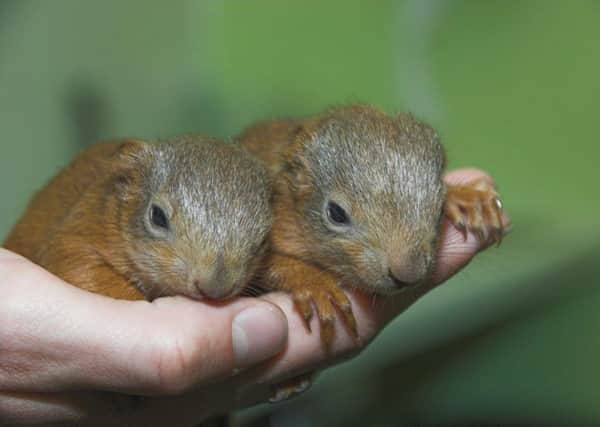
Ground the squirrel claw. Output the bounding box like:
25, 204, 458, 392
291, 280, 357, 348
456, 221, 468, 241
445, 178, 509, 246
292, 290, 315, 331
269, 373, 315, 403
337, 298, 358, 338
319, 313, 336, 347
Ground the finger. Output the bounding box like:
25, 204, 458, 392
0, 391, 121, 426
444, 167, 496, 186
118, 293, 354, 421
235, 292, 363, 390
0, 295, 344, 425
434, 167, 505, 284
430, 217, 482, 286
0, 249, 287, 396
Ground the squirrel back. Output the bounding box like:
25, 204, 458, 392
5, 143, 122, 261
236, 118, 301, 176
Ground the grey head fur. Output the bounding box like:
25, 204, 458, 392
119, 135, 272, 300
298, 105, 446, 294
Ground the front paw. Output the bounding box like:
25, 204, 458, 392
291, 280, 357, 347
445, 177, 510, 245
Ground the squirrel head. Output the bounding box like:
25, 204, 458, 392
108, 136, 272, 300
282, 105, 445, 295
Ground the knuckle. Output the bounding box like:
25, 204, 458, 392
0, 252, 33, 285
352, 333, 374, 355
353, 340, 368, 355
144, 333, 199, 395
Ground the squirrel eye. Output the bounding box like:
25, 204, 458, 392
150, 204, 169, 230
327, 201, 350, 225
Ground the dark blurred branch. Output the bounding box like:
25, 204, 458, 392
64, 79, 111, 150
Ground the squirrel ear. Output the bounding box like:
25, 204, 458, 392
282, 125, 314, 194
396, 111, 415, 123
112, 139, 149, 197
115, 139, 148, 165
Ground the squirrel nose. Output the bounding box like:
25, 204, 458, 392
190, 268, 241, 300
388, 255, 422, 288
192, 279, 205, 295
188, 254, 235, 300
193, 277, 234, 300
191, 278, 207, 298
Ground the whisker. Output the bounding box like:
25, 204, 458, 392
371, 293, 378, 308
241, 281, 268, 297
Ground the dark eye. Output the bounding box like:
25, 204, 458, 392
327, 201, 350, 225
150, 204, 169, 230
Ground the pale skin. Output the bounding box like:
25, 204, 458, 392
0, 169, 507, 426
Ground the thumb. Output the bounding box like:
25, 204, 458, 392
0, 249, 288, 396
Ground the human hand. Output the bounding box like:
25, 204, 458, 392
0, 168, 508, 426
0, 251, 288, 425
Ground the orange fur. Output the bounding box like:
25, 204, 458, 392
238, 105, 507, 347
445, 177, 507, 244
4, 141, 146, 300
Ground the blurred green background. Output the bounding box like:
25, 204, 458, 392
1, 1, 599, 425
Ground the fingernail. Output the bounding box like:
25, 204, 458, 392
232, 304, 287, 369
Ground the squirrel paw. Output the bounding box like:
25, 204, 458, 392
269, 372, 315, 403
291, 277, 357, 347
445, 177, 510, 245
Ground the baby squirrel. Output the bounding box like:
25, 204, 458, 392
237, 104, 507, 345
4, 136, 272, 301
